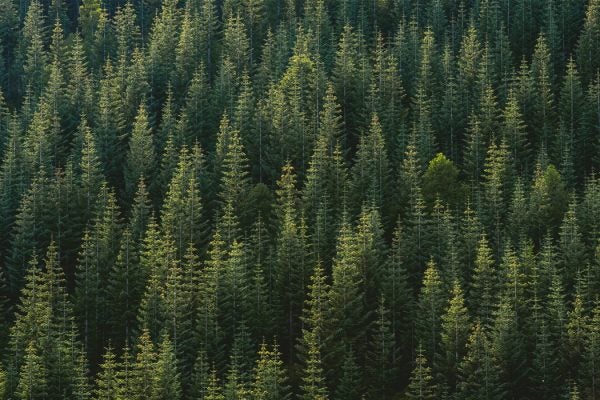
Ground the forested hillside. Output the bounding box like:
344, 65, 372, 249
1, 0, 600, 398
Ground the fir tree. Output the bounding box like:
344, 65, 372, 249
406, 345, 437, 400
438, 280, 471, 393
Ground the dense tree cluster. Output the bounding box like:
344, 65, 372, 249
1, 0, 600, 398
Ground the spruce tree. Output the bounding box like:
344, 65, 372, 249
416, 259, 445, 365
94, 346, 120, 400
124, 103, 154, 203
406, 345, 437, 400
16, 341, 48, 400
251, 342, 291, 400
470, 234, 498, 326
350, 113, 390, 214
438, 280, 471, 393
456, 322, 505, 400
154, 334, 182, 400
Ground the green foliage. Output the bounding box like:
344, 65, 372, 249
406, 346, 437, 400
251, 342, 291, 400
1, 2, 600, 399
422, 153, 465, 209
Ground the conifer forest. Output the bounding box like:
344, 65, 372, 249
5, 0, 600, 398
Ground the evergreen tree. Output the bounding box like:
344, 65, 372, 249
161, 146, 207, 258
583, 303, 600, 400
298, 329, 328, 400
106, 229, 142, 349
94, 346, 120, 400
406, 345, 437, 400
21, 0, 48, 98
576, 0, 600, 84
124, 103, 154, 203
146, 0, 180, 105
251, 342, 291, 400
350, 113, 390, 214
416, 259, 445, 365
325, 216, 367, 376
365, 296, 397, 398
154, 334, 182, 400
438, 280, 471, 393
470, 234, 499, 325
456, 322, 505, 400
332, 24, 366, 146
204, 369, 224, 400
333, 350, 362, 400
16, 341, 48, 400
274, 163, 308, 360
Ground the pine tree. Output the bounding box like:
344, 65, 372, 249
558, 58, 585, 179
502, 89, 529, 174
251, 342, 291, 400
368, 33, 406, 158
325, 216, 367, 373
106, 229, 142, 349
274, 163, 308, 360
74, 185, 122, 361
178, 63, 212, 148
73, 116, 105, 224
124, 103, 154, 203
333, 350, 362, 400
299, 329, 328, 400
456, 322, 505, 400
71, 348, 91, 400
161, 146, 207, 258
5, 172, 51, 294
463, 116, 485, 190
406, 345, 437, 400
576, 0, 600, 84
416, 259, 445, 365
95, 60, 125, 187
303, 0, 332, 64
218, 240, 251, 345
365, 296, 397, 398
154, 334, 182, 400
566, 293, 585, 377
558, 199, 586, 289
412, 28, 438, 165
481, 139, 511, 252
355, 205, 386, 309
196, 231, 226, 370
438, 280, 471, 393
198, 0, 219, 74
470, 234, 499, 326
583, 303, 600, 400
204, 368, 225, 400
530, 34, 556, 152
216, 114, 251, 228
457, 24, 482, 117
16, 341, 48, 400
350, 113, 390, 214
131, 329, 157, 399
124, 49, 149, 130
381, 220, 413, 364
146, 0, 179, 105
5, 241, 79, 397
173, 5, 201, 94
94, 346, 120, 400
0, 115, 26, 261
303, 83, 345, 260
221, 12, 250, 79
332, 24, 366, 146
491, 294, 528, 398
21, 0, 48, 98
